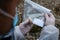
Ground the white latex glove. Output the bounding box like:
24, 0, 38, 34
19, 19, 33, 34
45, 13, 55, 26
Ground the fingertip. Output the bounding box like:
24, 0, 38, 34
26, 19, 31, 24
49, 13, 55, 18
28, 17, 32, 22
45, 13, 48, 17
26, 19, 30, 23
48, 13, 53, 16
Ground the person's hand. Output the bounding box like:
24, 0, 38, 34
45, 13, 55, 26
19, 19, 33, 34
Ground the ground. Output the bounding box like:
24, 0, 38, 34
17, 0, 60, 40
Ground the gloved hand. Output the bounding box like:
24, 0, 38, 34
38, 13, 59, 40
19, 19, 33, 34
45, 13, 55, 26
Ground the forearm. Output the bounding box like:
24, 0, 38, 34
38, 25, 59, 40
14, 26, 25, 40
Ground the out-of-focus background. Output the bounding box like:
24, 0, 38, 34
17, 0, 60, 40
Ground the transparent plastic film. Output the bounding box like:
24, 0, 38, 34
23, 0, 51, 27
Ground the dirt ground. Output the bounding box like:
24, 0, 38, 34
18, 0, 60, 40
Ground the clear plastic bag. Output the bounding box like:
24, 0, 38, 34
23, 0, 51, 27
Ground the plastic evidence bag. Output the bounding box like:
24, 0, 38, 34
23, 0, 51, 27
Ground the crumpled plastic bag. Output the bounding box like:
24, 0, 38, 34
23, 0, 51, 27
